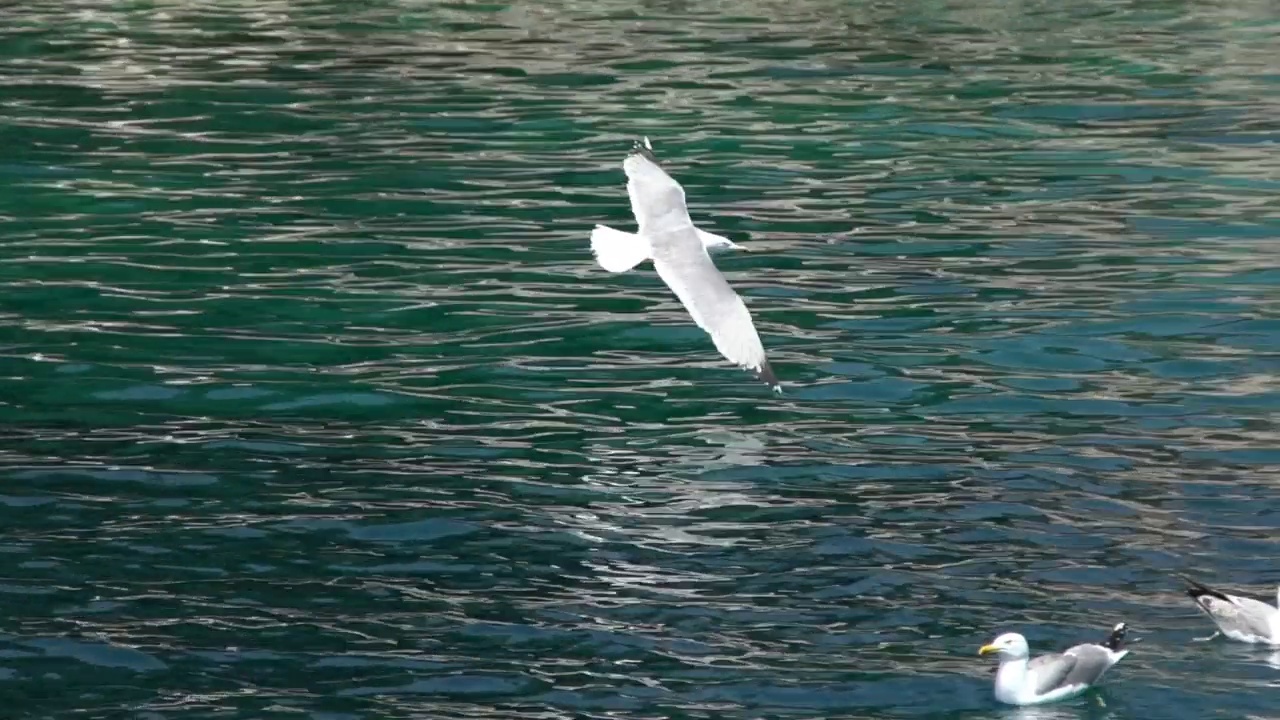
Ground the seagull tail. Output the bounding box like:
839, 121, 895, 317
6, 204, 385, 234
590, 224, 651, 273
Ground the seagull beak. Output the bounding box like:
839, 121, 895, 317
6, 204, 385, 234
978, 644, 1000, 656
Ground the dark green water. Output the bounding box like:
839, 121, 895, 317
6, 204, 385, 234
2, 1, 1279, 718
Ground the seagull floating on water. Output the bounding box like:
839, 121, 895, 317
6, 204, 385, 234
590, 138, 779, 392
1181, 575, 1280, 644
978, 622, 1130, 706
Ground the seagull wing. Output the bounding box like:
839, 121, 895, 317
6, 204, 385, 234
653, 241, 778, 390
1026, 652, 1078, 696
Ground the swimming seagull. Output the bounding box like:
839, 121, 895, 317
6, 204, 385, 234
978, 622, 1130, 706
590, 138, 779, 392
1181, 575, 1280, 644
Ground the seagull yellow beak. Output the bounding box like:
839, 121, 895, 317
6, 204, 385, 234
978, 644, 1000, 656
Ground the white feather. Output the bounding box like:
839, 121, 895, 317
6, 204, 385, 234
590, 225, 651, 273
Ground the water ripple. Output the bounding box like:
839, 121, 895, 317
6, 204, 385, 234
1, 1, 1279, 719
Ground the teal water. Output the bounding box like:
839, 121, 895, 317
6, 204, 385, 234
2, 1, 1280, 718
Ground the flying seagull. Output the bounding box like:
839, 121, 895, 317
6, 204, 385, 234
978, 622, 1130, 706
1181, 575, 1280, 644
590, 138, 779, 392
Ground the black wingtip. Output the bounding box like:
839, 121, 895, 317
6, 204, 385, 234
756, 361, 781, 394
1179, 574, 1230, 603
629, 136, 659, 164
1103, 622, 1128, 651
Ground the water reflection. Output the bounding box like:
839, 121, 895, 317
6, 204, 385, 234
572, 427, 800, 551
996, 695, 1118, 720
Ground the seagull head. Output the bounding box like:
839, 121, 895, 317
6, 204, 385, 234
979, 632, 1030, 661
705, 236, 746, 253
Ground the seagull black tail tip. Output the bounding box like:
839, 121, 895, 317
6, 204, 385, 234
1104, 622, 1128, 651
